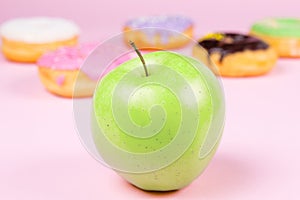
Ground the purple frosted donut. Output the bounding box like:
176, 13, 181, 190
123, 15, 194, 49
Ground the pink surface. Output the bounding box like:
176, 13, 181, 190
1, 1, 300, 199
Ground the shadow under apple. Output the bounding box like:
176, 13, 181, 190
132, 152, 257, 199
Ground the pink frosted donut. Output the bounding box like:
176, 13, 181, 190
37, 43, 99, 98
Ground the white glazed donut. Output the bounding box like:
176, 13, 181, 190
0, 17, 80, 62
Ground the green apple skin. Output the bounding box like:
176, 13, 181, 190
92, 51, 225, 191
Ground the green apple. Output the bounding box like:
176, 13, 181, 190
91, 48, 225, 191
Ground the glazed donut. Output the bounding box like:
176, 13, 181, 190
37, 44, 97, 98
250, 18, 300, 57
0, 17, 80, 62
123, 15, 193, 49
193, 32, 278, 77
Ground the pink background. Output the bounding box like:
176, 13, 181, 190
1, 0, 300, 199
1, 0, 300, 41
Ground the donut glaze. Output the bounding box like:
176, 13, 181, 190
0, 17, 80, 43
125, 15, 193, 31
251, 18, 300, 38
37, 43, 98, 71
198, 33, 269, 62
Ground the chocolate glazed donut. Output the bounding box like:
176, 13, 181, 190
198, 33, 269, 62
193, 32, 277, 77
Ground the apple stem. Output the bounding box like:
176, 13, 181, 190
129, 41, 149, 77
